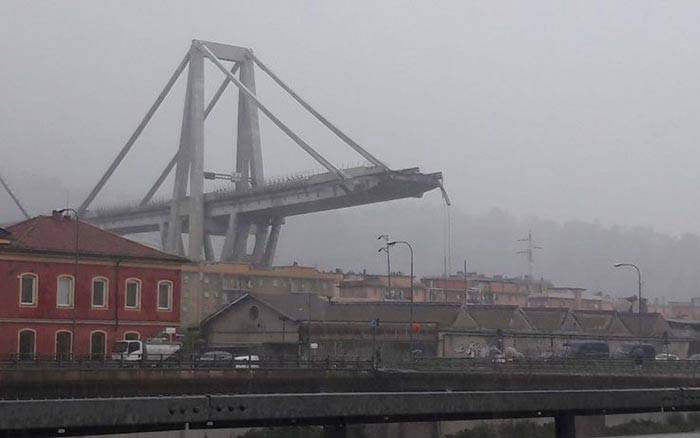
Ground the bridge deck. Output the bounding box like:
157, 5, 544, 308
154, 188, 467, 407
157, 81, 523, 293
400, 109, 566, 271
4, 360, 700, 436
1, 388, 699, 437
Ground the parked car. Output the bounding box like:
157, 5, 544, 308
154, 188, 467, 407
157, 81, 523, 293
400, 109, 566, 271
655, 353, 680, 361
197, 350, 233, 363
563, 341, 610, 359
234, 354, 260, 369
612, 343, 656, 360
688, 353, 700, 361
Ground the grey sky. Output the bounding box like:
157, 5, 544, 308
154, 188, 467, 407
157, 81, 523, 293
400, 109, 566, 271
2, 1, 700, 235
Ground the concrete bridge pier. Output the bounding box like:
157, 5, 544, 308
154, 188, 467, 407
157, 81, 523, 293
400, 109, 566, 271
322, 424, 347, 438
555, 413, 575, 438
363, 422, 438, 438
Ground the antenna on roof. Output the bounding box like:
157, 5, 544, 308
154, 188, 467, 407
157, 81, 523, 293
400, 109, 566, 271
0, 171, 30, 219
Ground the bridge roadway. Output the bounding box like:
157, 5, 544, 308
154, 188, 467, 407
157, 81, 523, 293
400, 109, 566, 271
86, 166, 441, 237
3, 359, 700, 437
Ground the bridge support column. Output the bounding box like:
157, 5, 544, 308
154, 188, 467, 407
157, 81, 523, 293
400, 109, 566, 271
252, 222, 270, 264
555, 413, 576, 438
221, 212, 239, 261
262, 217, 283, 266
231, 220, 251, 261
322, 424, 347, 438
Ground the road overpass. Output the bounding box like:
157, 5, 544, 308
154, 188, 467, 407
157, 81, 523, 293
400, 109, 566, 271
3, 358, 700, 437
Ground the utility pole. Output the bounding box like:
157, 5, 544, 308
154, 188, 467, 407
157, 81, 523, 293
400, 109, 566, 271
463, 259, 468, 305
517, 230, 542, 282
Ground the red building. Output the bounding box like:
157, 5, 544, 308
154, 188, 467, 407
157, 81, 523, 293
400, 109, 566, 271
0, 213, 186, 359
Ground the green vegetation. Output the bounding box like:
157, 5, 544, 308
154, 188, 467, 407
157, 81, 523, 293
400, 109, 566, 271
446, 414, 700, 437
600, 413, 700, 436
239, 426, 323, 438
447, 421, 553, 438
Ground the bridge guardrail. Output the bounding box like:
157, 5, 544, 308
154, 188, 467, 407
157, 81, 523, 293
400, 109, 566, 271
2, 354, 700, 377
404, 356, 700, 377
0, 354, 375, 372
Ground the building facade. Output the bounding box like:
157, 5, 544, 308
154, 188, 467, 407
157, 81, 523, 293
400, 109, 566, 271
337, 272, 427, 303
199, 294, 693, 362
0, 214, 185, 359
528, 287, 615, 310
180, 262, 341, 328
421, 273, 534, 306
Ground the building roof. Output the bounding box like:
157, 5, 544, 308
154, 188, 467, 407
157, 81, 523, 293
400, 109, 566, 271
182, 261, 340, 280
201, 292, 461, 328
530, 291, 606, 302
340, 274, 416, 289
521, 307, 572, 332
3, 214, 187, 263
617, 312, 669, 337
463, 305, 533, 331
572, 309, 630, 335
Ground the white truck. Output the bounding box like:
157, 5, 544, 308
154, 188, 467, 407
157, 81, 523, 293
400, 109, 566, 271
111, 339, 181, 361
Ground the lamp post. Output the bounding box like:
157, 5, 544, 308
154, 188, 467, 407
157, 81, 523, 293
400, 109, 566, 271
55, 208, 79, 359
378, 234, 391, 296
614, 263, 643, 340
388, 240, 414, 358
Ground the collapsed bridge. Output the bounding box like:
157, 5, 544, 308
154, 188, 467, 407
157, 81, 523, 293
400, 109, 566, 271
80, 40, 447, 264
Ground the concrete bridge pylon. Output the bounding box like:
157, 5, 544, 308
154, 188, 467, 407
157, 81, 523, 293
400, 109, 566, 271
79, 40, 446, 264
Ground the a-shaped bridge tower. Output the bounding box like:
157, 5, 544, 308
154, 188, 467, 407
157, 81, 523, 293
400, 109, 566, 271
80, 40, 446, 264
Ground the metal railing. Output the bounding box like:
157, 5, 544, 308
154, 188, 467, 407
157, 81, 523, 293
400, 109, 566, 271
403, 356, 700, 377
3, 354, 700, 377
0, 354, 375, 371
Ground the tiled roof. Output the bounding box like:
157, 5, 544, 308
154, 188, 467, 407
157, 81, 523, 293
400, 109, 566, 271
465, 305, 533, 331
3, 215, 187, 262
618, 312, 668, 337
573, 310, 624, 334
521, 307, 570, 332
202, 292, 461, 327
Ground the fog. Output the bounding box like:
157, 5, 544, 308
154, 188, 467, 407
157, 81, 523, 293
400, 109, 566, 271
2, 1, 700, 299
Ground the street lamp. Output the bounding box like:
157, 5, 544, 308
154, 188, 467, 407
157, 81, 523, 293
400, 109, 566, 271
377, 234, 391, 294
614, 263, 643, 341
614, 263, 642, 314
388, 240, 414, 358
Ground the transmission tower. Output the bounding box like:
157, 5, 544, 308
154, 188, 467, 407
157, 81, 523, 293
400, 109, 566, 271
517, 230, 542, 281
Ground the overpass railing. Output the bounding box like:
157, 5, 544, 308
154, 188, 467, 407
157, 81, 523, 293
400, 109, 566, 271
3, 354, 700, 376
0, 354, 375, 371
405, 356, 700, 376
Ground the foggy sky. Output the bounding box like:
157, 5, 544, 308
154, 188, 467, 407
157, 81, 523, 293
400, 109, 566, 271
2, 1, 700, 236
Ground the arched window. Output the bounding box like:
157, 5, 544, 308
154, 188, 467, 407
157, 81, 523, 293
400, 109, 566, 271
92, 277, 109, 308
56, 275, 74, 308
55, 331, 72, 360
18, 329, 36, 360
90, 331, 106, 360
125, 279, 141, 309
19, 273, 38, 306
123, 331, 140, 341
157, 280, 173, 311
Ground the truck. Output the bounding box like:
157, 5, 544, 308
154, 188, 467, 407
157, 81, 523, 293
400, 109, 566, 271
111, 339, 181, 361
